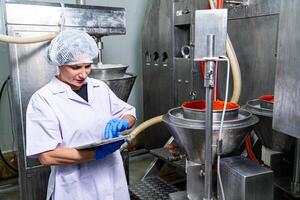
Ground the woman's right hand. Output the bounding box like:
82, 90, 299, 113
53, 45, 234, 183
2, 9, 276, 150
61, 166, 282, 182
104, 119, 129, 139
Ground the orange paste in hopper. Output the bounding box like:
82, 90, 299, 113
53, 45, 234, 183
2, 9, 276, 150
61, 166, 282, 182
182, 100, 240, 111
259, 95, 274, 103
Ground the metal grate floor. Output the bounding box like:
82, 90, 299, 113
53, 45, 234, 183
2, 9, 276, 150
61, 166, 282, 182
129, 176, 178, 200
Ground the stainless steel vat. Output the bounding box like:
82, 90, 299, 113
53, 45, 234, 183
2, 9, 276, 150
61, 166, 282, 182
163, 107, 258, 164
182, 100, 240, 121
245, 99, 295, 153
89, 64, 136, 102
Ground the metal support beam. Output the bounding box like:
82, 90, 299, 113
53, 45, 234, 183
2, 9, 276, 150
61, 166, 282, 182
204, 34, 215, 200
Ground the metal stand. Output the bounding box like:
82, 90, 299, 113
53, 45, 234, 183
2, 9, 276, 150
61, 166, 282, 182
204, 34, 216, 200
291, 139, 300, 193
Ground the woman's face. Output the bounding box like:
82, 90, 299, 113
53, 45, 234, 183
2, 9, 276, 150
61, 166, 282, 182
58, 64, 91, 90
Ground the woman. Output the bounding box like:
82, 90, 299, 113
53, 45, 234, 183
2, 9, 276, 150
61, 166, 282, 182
26, 30, 136, 200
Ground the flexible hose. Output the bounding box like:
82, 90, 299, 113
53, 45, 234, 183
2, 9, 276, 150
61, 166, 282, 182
121, 115, 163, 149
226, 35, 241, 103
0, 32, 59, 44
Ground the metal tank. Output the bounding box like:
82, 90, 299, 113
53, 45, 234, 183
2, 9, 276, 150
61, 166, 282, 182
163, 106, 258, 164
245, 99, 295, 154
89, 64, 136, 102
163, 104, 258, 199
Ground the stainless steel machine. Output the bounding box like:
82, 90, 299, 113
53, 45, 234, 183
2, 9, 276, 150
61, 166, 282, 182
136, 0, 299, 199
4, 1, 135, 199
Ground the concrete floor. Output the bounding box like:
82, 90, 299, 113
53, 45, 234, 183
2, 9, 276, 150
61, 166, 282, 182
0, 152, 155, 200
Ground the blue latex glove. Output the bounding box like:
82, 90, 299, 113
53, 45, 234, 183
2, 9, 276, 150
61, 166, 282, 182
95, 140, 125, 160
104, 119, 129, 139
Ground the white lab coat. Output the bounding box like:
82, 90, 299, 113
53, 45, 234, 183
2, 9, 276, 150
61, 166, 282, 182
26, 77, 136, 200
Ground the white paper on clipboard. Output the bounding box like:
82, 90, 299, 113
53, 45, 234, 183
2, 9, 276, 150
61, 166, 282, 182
75, 135, 130, 150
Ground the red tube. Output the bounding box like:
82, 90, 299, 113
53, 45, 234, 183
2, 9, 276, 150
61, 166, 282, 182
200, 61, 205, 80
214, 62, 218, 101
245, 135, 260, 164
217, 0, 224, 9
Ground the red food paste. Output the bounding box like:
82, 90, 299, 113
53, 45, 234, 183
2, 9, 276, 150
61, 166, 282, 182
182, 100, 239, 111
259, 95, 274, 103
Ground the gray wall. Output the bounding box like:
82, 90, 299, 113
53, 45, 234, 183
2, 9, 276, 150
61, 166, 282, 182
0, 0, 148, 150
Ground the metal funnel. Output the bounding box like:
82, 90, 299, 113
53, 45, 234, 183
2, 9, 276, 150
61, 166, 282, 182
245, 99, 295, 154
89, 64, 136, 102
163, 108, 258, 164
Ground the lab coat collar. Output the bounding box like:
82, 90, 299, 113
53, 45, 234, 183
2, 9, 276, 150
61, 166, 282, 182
50, 77, 101, 104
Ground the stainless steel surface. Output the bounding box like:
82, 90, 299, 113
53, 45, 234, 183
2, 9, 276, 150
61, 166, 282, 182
5, 2, 128, 199
6, 1, 126, 36
98, 73, 136, 102
259, 100, 273, 109
76, 0, 86, 5
245, 99, 295, 153
169, 191, 188, 200
95, 38, 103, 64
142, 137, 175, 180
226, 0, 281, 19
142, 0, 175, 149
143, 0, 280, 149
163, 108, 258, 164
204, 34, 215, 200
186, 161, 205, 200
273, 0, 300, 139
194, 9, 227, 60
291, 139, 300, 193
181, 45, 191, 59
90, 64, 128, 79
274, 177, 300, 199
220, 156, 273, 200
182, 103, 239, 121
218, 2, 280, 105
129, 176, 178, 200
90, 65, 136, 102
8, 30, 56, 200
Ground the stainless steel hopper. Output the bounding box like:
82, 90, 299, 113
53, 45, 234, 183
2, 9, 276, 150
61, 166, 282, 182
163, 107, 258, 164
89, 64, 136, 102
245, 99, 295, 153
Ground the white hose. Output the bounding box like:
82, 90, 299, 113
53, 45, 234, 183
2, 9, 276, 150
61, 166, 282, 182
217, 56, 231, 200
121, 115, 163, 149
0, 32, 59, 44
226, 35, 241, 103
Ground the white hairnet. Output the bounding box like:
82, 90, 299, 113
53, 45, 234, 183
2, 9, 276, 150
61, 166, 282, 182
47, 30, 98, 66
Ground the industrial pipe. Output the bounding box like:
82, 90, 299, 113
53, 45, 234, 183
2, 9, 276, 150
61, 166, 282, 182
0, 32, 58, 44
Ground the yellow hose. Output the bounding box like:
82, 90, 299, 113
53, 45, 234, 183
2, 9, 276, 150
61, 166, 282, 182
0, 32, 59, 44
122, 115, 163, 149
226, 35, 242, 103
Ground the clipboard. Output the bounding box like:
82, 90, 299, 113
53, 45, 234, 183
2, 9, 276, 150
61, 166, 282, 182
75, 134, 130, 150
